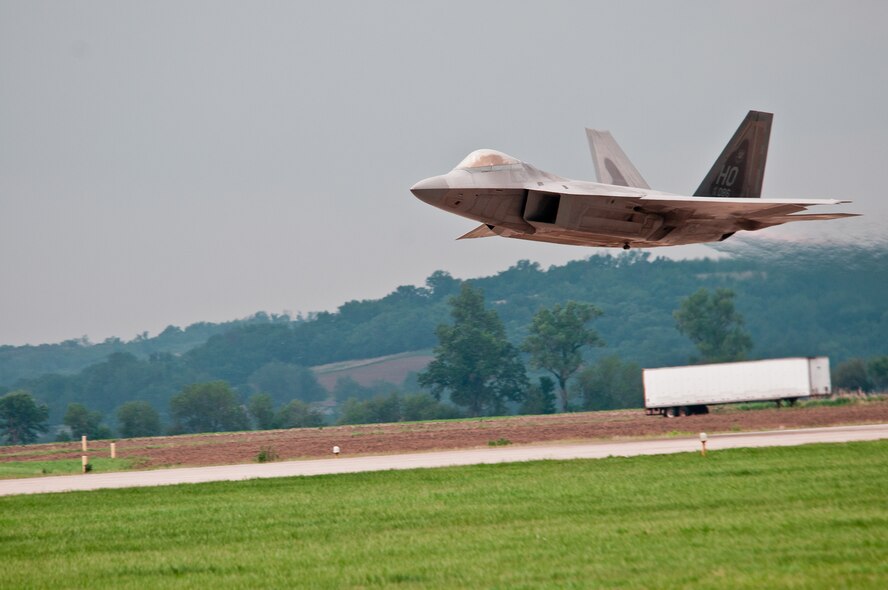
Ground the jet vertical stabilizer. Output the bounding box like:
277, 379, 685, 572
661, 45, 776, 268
695, 110, 772, 198
586, 129, 650, 189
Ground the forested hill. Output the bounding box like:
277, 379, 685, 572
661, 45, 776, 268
3, 242, 886, 423
0, 314, 293, 385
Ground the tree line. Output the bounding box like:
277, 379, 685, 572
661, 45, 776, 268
0, 314, 292, 385
1, 281, 761, 443
3, 244, 886, 394
1, 243, 885, 442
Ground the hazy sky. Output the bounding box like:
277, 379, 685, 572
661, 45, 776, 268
2, 1, 886, 345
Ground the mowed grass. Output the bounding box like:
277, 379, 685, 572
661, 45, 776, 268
1, 442, 886, 589
0, 457, 136, 478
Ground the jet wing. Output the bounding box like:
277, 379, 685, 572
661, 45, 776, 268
522, 189, 857, 243
634, 195, 853, 220
762, 212, 858, 222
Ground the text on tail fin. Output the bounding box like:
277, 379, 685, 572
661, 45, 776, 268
694, 110, 772, 198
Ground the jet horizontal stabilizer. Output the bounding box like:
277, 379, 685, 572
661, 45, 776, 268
457, 224, 497, 240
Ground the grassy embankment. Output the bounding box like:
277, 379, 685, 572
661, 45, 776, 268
2, 440, 886, 589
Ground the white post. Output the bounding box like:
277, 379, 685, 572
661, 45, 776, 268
333, 445, 341, 457
110, 442, 116, 459
699, 432, 708, 456
81, 435, 87, 452
81, 455, 88, 473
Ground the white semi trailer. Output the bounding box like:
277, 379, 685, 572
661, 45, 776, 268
643, 357, 831, 417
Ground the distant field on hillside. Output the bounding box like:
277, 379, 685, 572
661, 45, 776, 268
312, 350, 433, 390
2, 441, 886, 589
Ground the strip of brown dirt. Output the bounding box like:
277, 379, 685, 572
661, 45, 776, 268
3, 401, 887, 470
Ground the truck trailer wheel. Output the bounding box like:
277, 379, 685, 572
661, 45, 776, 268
665, 407, 677, 418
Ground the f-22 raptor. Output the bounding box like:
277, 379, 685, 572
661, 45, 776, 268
410, 111, 856, 249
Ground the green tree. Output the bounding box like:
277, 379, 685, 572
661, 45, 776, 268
0, 390, 49, 445
248, 393, 277, 430
116, 400, 162, 438
833, 358, 871, 392
336, 397, 372, 425
169, 381, 249, 434
674, 288, 752, 363
63, 403, 113, 440
338, 392, 402, 425
275, 399, 324, 429
867, 356, 888, 391
574, 356, 643, 411
522, 301, 604, 411
419, 284, 527, 416
247, 362, 326, 404
336, 391, 459, 425
401, 392, 461, 421
425, 270, 461, 300
333, 376, 377, 403
519, 376, 557, 415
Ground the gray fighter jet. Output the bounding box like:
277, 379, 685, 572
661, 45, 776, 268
410, 111, 857, 249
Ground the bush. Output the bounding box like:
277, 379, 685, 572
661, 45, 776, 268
256, 447, 279, 463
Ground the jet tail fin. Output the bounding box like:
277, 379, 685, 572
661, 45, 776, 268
695, 110, 772, 198
586, 129, 650, 189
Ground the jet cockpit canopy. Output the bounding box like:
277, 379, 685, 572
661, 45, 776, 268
454, 149, 521, 170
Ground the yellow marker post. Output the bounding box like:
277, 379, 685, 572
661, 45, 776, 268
110, 442, 116, 459
81, 435, 87, 452
700, 432, 708, 456
81, 455, 88, 473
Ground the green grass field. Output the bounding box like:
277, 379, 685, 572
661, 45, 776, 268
0, 457, 136, 478
2, 441, 886, 589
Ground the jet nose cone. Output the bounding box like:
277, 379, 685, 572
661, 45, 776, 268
410, 175, 449, 204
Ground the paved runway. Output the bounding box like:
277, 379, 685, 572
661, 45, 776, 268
1, 423, 886, 497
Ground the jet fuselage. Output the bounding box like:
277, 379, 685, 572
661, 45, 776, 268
413, 157, 752, 248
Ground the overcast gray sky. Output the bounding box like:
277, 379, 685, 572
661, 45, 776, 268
1, 1, 886, 345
